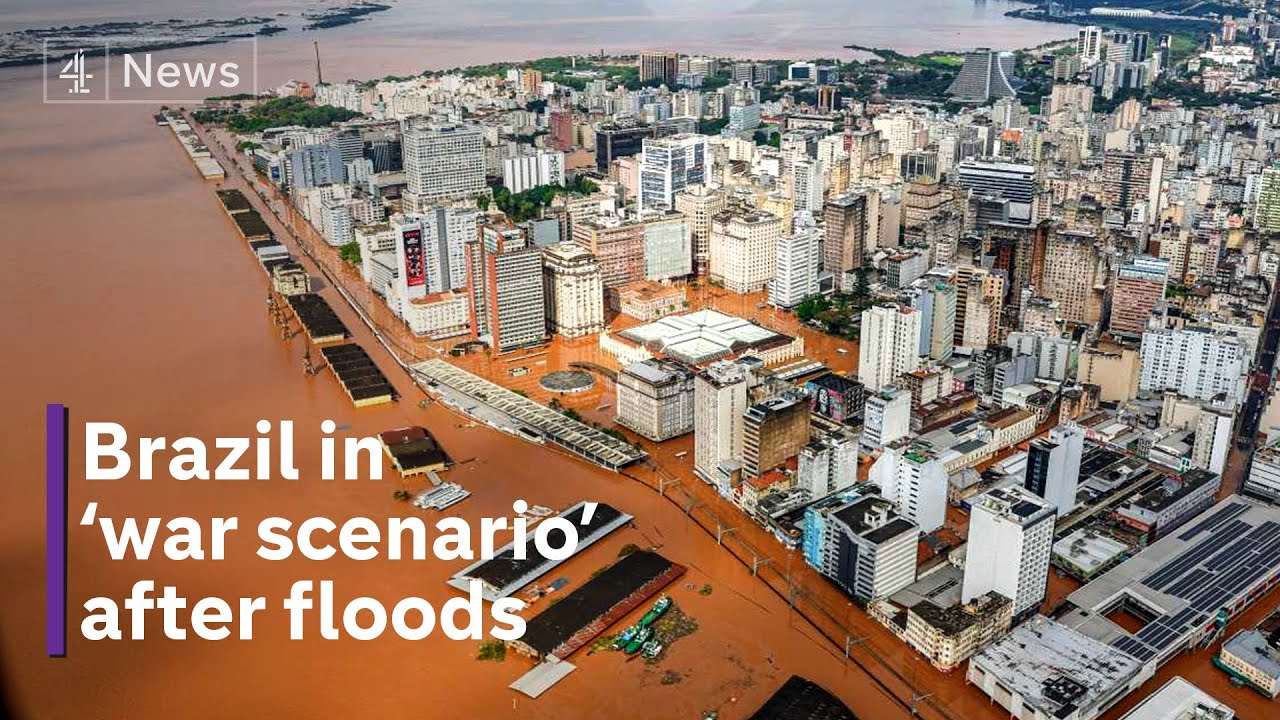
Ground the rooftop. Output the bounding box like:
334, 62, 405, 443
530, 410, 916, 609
1221, 629, 1280, 684
1117, 677, 1233, 720
616, 309, 793, 365
971, 615, 1142, 718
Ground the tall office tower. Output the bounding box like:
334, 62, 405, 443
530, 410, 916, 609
1139, 326, 1249, 404
1130, 31, 1150, 61
501, 150, 565, 194
708, 210, 783, 293
1040, 228, 1103, 326
742, 391, 811, 479
541, 241, 604, 338
823, 191, 869, 291
1024, 425, 1084, 518
769, 212, 821, 309
869, 443, 949, 534
1077, 26, 1103, 65
390, 207, 480, 307
674, 185, 726, 275
694, 360, 750, 484
798, 430, 860, 497
985, 221, 1049, 319
859, 304, 923, 391
286, 143, 345, 188
904, 278, 957, 362
466, 222, 548, 353
638, 134, 707, 211
595, 122, 652, 173
946, 49, 1017, 103
638, 51, 679, 85
615, 359, 695, 441
962, 486, 1055, 619
790, 156, 825, 213
807, 495, 919, 602
1101, 151, 1164, 221
402, 120, 485, 209
1110, 256, 1169, 337
900, 150, 939, 182
548, 109, 574, 151
861, 387, 911, 451
955, 159, 1037, 227
1254, 165, 1280, 232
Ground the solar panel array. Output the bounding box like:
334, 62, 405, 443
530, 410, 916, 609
1108, 501, 1280, 663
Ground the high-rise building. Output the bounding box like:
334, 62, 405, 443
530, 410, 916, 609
1254, 165, 1280, 232
548, 109, 574, 151
1077, 26, 1104, 65
1110, 256, 1169, 337
956, 159, 1037, 227
1139, 326, 1249, 404
402, 120, 486, 208
859, 304, 923, 391
1191, 406, 1234, 475
595, 122, 653, 172
1243, 439, 1280, 505
674, 185, 726, 276
1040, 228, 1103, 326
541, 241, 604, 338
286, 143, 345, 188
389, 207, 480, 310
1024, 425, 1084, 517
807, 494, 919, 602
694, 360, 750, 484
743, 391, 811, 478
862, 387, 912, 451
466, 221, 548, 353
615, 359, 695, 441
708, 210, 783, 293
903, 278, 957, 362
1101, 152, 1164, 221
946, 49, 1017, 103
790, 157, 825, 213
638, 51, 679, 85
962, 486, 1055, 619
638, 134, 707, 211
502, 150, 565, 194
823, 192, 869, 291
769, 212, 821, 308
869, 442, 949, 533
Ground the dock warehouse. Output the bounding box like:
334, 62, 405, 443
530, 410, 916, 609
320, 344, 395, 407
509, 550, 685, 661
378, 426, 448, 477
448, 501, 632, 601
288, 294, 349, 345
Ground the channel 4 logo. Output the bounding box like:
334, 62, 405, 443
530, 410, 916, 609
44, 37, 257, 104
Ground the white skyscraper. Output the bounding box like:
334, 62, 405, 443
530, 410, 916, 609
1024, 425, 1084, 517
790, 156, 824, 213
797, 430, 859, 497
869, 442, 949, 534
859, 304, 923, 391
1077, 26, 1103, 66
768, 212, 821, 308
694, 361, 750, 483
962, 486, 1055, 619
542, 241, 604, 338
638, 134, 708, 211
402, 120, 486, 208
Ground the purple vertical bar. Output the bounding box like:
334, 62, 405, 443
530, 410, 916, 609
47, 403, 66, 657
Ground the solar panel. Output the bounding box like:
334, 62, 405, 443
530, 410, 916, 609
1177, 502, 1247, 541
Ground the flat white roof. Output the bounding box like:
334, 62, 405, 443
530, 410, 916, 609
1117, 676, 1233, 720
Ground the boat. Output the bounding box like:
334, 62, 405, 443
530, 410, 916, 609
638, 596, 672, 627
612, 626, 638, 650
641, 640, 662, 659
624, 627, 653, 654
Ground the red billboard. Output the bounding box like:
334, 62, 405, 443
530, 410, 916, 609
402, 228, 424, 287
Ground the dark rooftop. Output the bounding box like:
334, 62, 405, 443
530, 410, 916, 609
748, 676, 858, 720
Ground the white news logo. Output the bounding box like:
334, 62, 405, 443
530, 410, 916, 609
59, 49, 93, 94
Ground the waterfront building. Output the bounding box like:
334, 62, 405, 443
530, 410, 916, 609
806, 494, 919, 602
742, 391, 810, 478
694, 360, 750, 484
615, 359, 695, 442
465, 221, 547, 353
962, 486, 1056, 619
